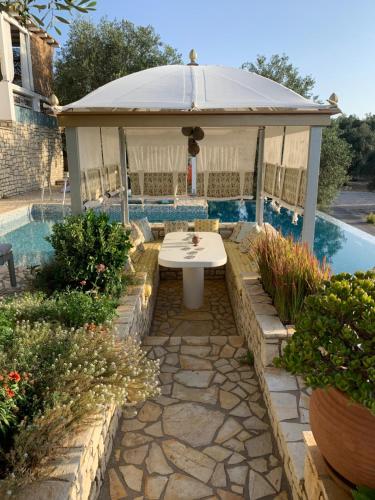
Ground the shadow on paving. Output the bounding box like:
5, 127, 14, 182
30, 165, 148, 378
99, 279, 291, 499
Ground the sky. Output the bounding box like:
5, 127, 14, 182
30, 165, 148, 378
55, 0, 375, 117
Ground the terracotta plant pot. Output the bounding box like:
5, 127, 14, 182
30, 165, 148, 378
310, 387, 375, 488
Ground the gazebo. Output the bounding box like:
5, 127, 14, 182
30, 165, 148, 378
57, 50, 340, 248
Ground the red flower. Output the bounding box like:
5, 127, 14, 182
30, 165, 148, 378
96, 263, 106, 273
5, 386, 15, 398
8, 371, 21, 383
0, 375, 4, 382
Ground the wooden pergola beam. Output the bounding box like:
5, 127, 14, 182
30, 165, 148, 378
58, 112, 333, 128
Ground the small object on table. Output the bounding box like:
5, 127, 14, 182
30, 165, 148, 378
0, 243, 17, 287
159, 232, 227, 309
192, 234, 200, 246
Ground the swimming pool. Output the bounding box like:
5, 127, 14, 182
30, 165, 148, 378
1, 201, 374, 274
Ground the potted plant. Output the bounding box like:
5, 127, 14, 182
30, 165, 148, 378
276, 271, 375, 488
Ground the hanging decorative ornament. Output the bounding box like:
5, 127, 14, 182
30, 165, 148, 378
193, 127, 205, 141
188, 138, 200, 156
182, 127, 193, 137
292, 212, 299, 225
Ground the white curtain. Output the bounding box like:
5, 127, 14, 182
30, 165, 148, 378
77, 127, 103, 201
196, 127, 258, 199
264, 126, 284, 165
197, 127, 258, 173
262, 126, 310, 212
101, 127, 120, 166
282, 126, 310, 169
126, 128, 187, 173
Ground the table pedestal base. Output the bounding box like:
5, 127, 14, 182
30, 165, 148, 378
183, 267, 204, 309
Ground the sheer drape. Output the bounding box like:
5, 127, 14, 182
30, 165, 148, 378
196, 127, 258, 199
126, 128, 187, 198
262, 126, 310, 212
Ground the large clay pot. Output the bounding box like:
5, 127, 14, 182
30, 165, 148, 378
310, 387, 375, 488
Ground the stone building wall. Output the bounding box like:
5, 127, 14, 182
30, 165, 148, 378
0, 111, 63, 198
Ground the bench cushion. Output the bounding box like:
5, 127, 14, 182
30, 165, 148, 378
224, 240, 257, 290
194, 219, 219, 233
132, 241, 162, 298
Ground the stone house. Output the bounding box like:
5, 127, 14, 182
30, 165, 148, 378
0, 11, 63, 198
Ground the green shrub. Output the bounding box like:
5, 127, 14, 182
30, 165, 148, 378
367, 212, 375, 224
276, 271, 375, 414
251, 232, 331, 324
0, 321, 160, 488
0, 290, 117, 331
32, 210, 132, 296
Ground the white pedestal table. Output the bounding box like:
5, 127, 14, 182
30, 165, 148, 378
158, 232, 227, 309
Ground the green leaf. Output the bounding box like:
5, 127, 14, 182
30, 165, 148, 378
55, 15, 70, 24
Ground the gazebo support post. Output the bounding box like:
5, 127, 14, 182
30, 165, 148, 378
302, 126, 323, 248
65, 127, 83, 214
255, 127, 265, 226
118, 127, 130, 225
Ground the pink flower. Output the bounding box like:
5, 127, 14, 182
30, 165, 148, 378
96, 263, 106, 273
79, 280, 87, 286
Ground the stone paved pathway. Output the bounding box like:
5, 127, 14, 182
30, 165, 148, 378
151, 280, 237, 337
99, 332, 290, 499
0, 266, 29, 297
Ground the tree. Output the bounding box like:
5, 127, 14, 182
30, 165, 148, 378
318, 124, 352, 207
242, 54, 316, 98
54, 18, 182, 104
0, 0, 95, 35
335, 114, 375, 178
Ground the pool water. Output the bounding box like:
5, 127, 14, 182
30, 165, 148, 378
1, 201, 374, 274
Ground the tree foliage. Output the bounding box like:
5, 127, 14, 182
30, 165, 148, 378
242, 53, 316, 98
318, 124, 352, 207
335, 114, 375, 178
54, 18, 182, 104
0, 0, 95, 35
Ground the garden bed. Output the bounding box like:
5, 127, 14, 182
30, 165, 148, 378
11, 275, 154, 500
0, 211, 161, 498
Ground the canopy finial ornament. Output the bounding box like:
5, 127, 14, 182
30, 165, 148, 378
188, 49, 198, 66
327, 93, 339, 106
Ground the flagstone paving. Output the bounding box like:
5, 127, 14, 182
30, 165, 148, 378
150, 280, 237, 337
0, 266, 29, 297
99, 333, 290, 499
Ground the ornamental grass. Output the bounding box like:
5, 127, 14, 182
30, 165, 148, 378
251, 231, 331, 324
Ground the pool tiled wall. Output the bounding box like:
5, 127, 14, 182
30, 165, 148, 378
30, 202, 208, 223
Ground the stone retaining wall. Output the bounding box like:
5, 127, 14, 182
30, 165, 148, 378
0, 120, 63, 198
225, 263, 311, 499
226, 263, 292, 369
16, 273, 158, 500
303, 432, 351, 500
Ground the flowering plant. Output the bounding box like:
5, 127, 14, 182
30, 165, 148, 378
0, 371, 29, 434
32, 210, 132, 296
0, 321, 160, 489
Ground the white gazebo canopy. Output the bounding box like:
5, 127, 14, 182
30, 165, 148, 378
58, 51, 340, 247
63, 64, 328, 113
